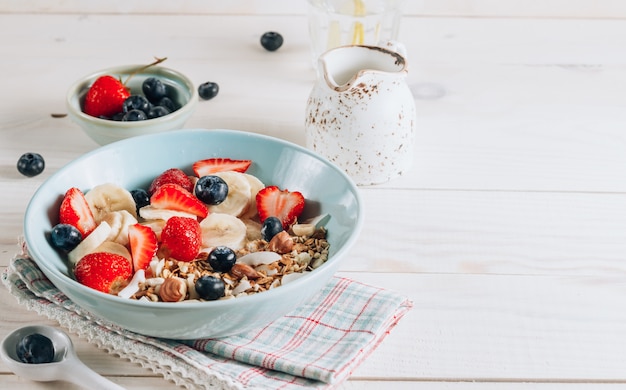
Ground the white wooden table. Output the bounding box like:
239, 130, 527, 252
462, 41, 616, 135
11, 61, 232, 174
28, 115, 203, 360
2, 1, 626, 388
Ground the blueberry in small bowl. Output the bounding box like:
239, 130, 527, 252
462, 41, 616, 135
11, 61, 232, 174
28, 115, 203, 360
66, 60, 198, 145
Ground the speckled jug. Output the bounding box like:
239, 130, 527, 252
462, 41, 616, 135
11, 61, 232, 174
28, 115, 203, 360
304, 43, 416, 185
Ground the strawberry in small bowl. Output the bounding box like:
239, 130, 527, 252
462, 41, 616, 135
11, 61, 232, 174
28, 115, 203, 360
66, 58, 198, 145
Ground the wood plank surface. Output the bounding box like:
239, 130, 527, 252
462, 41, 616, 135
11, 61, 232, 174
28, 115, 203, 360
1, 4, 625, 389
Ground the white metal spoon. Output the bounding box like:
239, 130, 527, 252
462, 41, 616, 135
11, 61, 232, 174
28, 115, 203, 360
0, 325, 125, 389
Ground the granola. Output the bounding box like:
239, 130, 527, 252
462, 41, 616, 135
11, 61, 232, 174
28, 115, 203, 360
130, 227, 329, 302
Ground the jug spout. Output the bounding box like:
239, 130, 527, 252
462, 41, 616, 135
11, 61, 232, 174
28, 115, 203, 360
318, 45, 407, 92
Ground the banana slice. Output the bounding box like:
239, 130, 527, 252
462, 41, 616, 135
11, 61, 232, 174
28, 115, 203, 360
102, 209, 138, 246
139, 205, 197, 221
200, 212, 247, 251
240, 174, 265, 219
208, 171, 251, 217
68, 221, 112, 265
85, 183, 138, 223
241, 218, 262, 241
93, 241, 132, 262
141, 219, 166, 241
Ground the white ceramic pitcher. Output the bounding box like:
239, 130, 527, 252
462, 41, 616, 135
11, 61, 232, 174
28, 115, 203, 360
304, 43, 416, 185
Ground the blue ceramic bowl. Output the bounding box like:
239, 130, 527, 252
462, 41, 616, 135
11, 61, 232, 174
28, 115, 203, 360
23, 129, 363, 339
66, 65, 198, 145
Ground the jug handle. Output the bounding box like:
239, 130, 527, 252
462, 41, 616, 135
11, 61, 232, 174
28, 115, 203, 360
378, 40, 407, 59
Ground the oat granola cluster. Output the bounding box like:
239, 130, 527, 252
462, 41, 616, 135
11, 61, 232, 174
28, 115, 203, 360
129, 228, 329, 302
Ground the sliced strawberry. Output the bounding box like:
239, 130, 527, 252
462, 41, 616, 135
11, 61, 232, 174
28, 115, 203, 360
148, 168, 194, 196
256, 185, 305, 230
74, 252, 133, 294
83, 75, 130, 118
128, 224, 158, 274
59, 187, 97, 237
150, 183, 208, 219
160, 216, 202, 262
192, 158, 252, 177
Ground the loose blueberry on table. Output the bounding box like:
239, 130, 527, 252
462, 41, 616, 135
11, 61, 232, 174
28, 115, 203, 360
260, 31, 284, 51
16, 152, 45, 177
198, 81, 219, 100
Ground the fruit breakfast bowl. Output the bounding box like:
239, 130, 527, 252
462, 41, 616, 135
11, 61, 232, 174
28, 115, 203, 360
66, 62, 198, 146
23, 129, 363, 339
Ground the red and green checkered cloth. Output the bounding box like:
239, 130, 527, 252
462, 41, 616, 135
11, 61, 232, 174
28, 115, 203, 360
3, 251, 412, 389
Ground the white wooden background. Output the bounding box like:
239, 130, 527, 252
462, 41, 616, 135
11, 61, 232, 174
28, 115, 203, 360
1, 1, 626, 389
3, 0, 626, 18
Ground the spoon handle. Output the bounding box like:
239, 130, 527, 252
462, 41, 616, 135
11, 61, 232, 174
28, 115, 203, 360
66, 359, 126, 390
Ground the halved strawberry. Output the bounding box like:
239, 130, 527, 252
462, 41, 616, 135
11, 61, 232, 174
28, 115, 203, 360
59, 187, 97, 238
150, 183, 208, 219
74, 252, 133, 294
148, 168, 194, 196
128, 224, 158, 274
83, 75, 130, 118
192, 158, 252, 177
256, 185, 305, 229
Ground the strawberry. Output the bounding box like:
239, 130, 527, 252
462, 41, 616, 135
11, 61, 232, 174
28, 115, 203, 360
59, 187, 97, 237
150, 183, 208, 218
74, 252, 133, 294
192, 158, 252, 177
160, 216, 202, 262
83, 75, 130, 118
256, 185, 305, 229
128, 224, 158, 274
148, 168, 193, 196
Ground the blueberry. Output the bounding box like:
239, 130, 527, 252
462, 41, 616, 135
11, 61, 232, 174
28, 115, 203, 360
50, 223, 82, 251
122, 95, 150, 114
195, 275, 225, 301
142, 77, 167, 104
147, 105, 170, 119
16, 333, 55, 364
111, 111, 126, 121
17, 152, 45, 177
261, 216, 284, 241
122, 109, 147, 121
208, 246, 236, 272
130, 189, 150, 214
158, 96, 179, 113
195, 175, 228, 205
198, 82, 219, 100
260, 31, 283, 51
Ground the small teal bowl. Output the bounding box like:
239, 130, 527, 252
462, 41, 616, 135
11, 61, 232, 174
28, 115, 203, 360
66, 65, 198, 145
23, 129, 363, 339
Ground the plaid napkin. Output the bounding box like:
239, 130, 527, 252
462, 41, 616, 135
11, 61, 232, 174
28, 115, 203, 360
2, 245, 412, 389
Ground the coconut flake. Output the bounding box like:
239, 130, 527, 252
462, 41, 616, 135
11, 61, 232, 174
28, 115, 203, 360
150, 258, 165, 278
238, 251, 282, 266
256, 264, 278, 276
118, 270, 146, 299
232, 279, 252, 295
306, 213, 331, 228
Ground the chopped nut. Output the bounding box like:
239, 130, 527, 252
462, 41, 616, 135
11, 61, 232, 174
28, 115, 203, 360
159, 277, 187, 302
268, 231, 294, 254
230, 263, 261, 280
